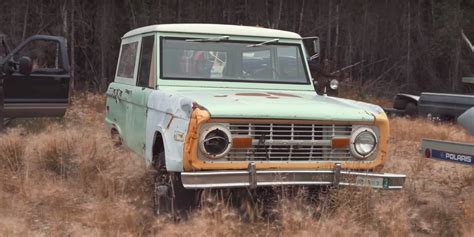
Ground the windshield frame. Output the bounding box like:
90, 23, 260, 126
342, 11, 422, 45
159, 36, 311, 85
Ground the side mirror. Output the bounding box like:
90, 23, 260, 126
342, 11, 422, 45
307, 37, 320, 61
18, 56, 32, 75
313, 38, 320, 56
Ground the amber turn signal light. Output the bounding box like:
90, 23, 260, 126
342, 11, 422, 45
331, 137, 350, 149
232, 137, 253, 148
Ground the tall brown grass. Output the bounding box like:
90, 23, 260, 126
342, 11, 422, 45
0, 93, 472, 236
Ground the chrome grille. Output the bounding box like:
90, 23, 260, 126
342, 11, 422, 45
226, 123, 353, 161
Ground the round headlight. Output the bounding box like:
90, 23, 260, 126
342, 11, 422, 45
199, 124, 232, 159
350, 128, 377, 159
329, 79, 339, 90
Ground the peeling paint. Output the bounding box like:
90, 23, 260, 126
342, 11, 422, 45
145, 90, 194, 171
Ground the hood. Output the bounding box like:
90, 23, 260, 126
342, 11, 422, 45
163, 88, 382, 122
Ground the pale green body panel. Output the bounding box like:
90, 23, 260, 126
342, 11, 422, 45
105, 82, 153, 156
160, 86, 376, 121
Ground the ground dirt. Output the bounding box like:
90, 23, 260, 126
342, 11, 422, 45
0, 94, 473, 236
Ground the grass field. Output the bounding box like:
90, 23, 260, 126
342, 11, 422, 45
0, 94, 473, 236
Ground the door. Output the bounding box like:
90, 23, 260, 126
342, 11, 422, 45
2, 35, 70, 118
127, 35, 156, 156
106, 35, 155, 156
105, 35, 155, 155
106, 38, 140, 151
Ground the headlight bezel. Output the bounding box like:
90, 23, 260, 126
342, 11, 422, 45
198, 123, 232, 159
329, 79, 339, 90
350, 127, 378, 159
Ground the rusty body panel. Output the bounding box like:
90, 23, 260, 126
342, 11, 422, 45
183, 110, 390, 171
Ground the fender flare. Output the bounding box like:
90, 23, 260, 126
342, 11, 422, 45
393, 93, 420, 110
147, 126, 185, 172
151, 130, 166, 166
105, 117, 124, 141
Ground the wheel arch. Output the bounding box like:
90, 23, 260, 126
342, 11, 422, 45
108, 122, 124, 143
152, 131, 166, 168
393, 93, 420, 110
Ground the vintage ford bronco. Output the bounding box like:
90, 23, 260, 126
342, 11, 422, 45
105, 24, 406, 213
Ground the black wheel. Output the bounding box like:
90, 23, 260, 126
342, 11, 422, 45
404, 102, 418, 117
152, 152, 198, 218
110, 129, 122, 147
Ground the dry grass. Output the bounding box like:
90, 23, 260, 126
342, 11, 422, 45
0, 93, 473, 236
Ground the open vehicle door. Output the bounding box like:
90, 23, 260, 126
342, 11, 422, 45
0, 35, 70, 118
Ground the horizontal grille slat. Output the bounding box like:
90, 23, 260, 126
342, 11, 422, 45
224, 123, 354, 162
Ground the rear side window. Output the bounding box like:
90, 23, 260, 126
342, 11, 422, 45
117, 42, 138, 78
137, 36, 155, 88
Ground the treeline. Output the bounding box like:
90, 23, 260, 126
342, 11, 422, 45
0, 0, 473, 95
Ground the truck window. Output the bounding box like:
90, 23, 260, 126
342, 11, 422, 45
117, 42, 138, 79
277, 46, 305, 81
137, 36, 155, 88
13, 40, 63, 72
161, 38, 309, 84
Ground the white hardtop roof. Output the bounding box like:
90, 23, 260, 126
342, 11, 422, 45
123, 23, 302, 39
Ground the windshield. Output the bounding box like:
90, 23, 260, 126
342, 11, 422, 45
161, 38, 309, 84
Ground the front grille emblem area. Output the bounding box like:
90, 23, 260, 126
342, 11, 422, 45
257, 134, 266, 146
225, 123, 353, 162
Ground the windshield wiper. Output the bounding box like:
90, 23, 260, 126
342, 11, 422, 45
246, 38, 279, 48
186, 36, 230, 42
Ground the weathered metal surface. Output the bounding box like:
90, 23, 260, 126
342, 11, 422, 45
458, 107, 474, 134
105, 84, 195, 172
145, 91, 194, 171
163, 89, 381, 121
181, 168, 406, 189
215, 123, 355, 162
421, 139, 473, 165
418, 92, 474, 119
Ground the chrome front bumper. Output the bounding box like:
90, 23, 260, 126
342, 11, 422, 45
181, 163, 406, 190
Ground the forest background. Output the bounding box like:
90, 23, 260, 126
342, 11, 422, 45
1, 0, 473, 95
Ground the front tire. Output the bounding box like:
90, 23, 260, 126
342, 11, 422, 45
404, 102, 418, 117
152, 152, 197, 218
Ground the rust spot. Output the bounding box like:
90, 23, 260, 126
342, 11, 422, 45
235, 93, 269, 97
192, 102, 208, 111
266, 92, 301, 98
165, 112, 175, 129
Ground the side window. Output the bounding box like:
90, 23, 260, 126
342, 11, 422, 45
13, 40, 63, 73
117, 42, 138, 79
137, 35, 155, 88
